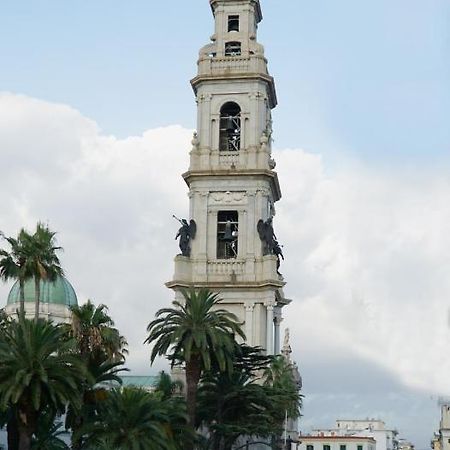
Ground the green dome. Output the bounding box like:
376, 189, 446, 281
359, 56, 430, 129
7, 276, 78, 307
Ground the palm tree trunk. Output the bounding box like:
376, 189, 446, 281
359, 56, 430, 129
17, 426, 31, 450
185, 356, 201, 448
71, 416, 83, 450
34, 277, 40, 321
19, 278, 25, 317
7, 410, 19, 450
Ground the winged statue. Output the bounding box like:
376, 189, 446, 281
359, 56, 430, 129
174, 215, 197, 257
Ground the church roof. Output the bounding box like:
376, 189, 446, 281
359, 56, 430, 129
7, 275, 78, 307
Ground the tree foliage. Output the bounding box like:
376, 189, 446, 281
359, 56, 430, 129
197, 345, 302, 450
65, 300, 128, 450
0, 316, 88, 450
0, 223, 64, 320
145, 288, 245, 432
83, 386, 190, 450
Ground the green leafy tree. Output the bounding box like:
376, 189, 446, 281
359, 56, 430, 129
155, 371, 184, 400
197, 345, 277, 450
69, 300, 128, 363
31, 409, 69, 450
65, 300, 128, 450
263, 355, 302, 427
154, 371, 195, 448
0, 316, 88, 450
20, 223, 64, 321
83, 387, 185, 450
65, 356, 126, 450
145, 288, 245, 434
0, 228, 32, 314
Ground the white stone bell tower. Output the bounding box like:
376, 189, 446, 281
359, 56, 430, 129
167, 0, 290, 355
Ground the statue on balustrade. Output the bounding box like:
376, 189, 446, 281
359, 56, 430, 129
173, 215, 197, 257
257, 217, 284, 272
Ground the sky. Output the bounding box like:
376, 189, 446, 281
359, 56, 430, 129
1, 0, 449, 447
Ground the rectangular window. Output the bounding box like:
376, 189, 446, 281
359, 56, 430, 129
228, 15, 240, 32
323, 445, 331, 450
340, 445, 346, 450
217, 211, 238, 259
357, 445, 363, 450
307, 446, 314, 450
225, 41, 241, 56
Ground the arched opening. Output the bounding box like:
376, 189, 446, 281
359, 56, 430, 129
219, 102, 241, 152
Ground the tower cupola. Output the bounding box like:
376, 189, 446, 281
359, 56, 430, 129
208, 0, 263, 58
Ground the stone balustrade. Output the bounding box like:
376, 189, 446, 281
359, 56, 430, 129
197, 55, 268, 77
207, 259, 246, 276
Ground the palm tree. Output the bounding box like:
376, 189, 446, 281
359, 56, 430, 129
83, 387, 183, 450
263, 355, 302, 428
31, 409, 69, 450
0, 316, 88, 450
66, 355, 126, 450
155, 370, 184, 400
20, 223, 64, 321
69, 300, 128, 362
154, 371, 194, 448
65, 300, 128, 450
0, 228, 32, 314
145, 288, 245, 433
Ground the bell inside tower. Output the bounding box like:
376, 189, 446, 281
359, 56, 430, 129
217, 211, 239, 259
219, 102, 241, 151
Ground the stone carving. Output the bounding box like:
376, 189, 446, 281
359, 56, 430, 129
191, 131, 199, 151
260, 132, 268, 152
210, 191, 247, 205
173, 215, 197, 257
281, 328, 292, 360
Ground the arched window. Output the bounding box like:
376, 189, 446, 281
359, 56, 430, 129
225, 41, 241, 56
219, 102, 241, 152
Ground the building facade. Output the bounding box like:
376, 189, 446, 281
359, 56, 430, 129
313, 419, 398, 450
299, 435, 376, 450
435, 399, 450, 450
167, 0, 290, 355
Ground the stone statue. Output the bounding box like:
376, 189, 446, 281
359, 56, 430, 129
257, 217, 284, 273
257, 217, 275, 255
281, 328, 292, 360
173, 215, 197, 257
191, 131, 199, 152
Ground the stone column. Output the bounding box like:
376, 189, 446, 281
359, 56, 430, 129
245, 303, 255, 346
266, 303, 274, 355
274, 315, 283, 355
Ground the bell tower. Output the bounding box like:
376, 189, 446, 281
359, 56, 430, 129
167, 0, 290, 355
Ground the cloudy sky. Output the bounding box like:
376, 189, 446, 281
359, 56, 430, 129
1, 0, 449, 447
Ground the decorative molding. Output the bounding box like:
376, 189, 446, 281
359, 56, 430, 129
256, 188, 270, 197
245, 303, 255, 312
248, 91, 263, 100
209, 191, 248, 205
197, 93, 213, 103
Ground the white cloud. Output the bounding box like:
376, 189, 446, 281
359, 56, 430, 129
275, 148, 450, 394
1, 92, 450, 399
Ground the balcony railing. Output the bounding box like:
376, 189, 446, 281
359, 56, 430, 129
197, 55, 268, 77
219, 152, 239, 167
207, 259, 245, 276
